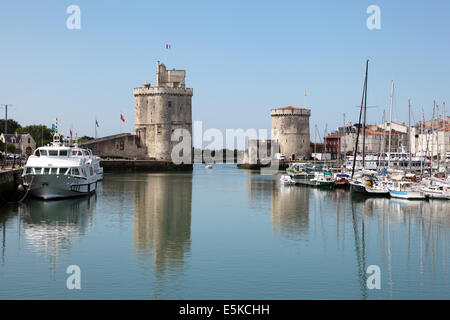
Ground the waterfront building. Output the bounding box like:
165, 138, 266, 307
134, 62, 193, 160
0, 133, 36, 156
81, 62, 193, 164
271, 106, 311, 161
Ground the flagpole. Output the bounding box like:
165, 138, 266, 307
95, 116, 98, 139
304, 90, 307, 108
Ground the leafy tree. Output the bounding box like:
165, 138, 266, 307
16, 125, 53, 147
0, 119, 22, 135
77, 136, 94, 143
6, 143, 16, 154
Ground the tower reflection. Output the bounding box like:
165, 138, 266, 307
271, 184, 310, 240
133, 173, 192, 275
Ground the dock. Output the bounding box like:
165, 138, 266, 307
100, 159, 193, 172
0, 168, 23, 205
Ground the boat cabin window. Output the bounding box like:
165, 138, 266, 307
35, 168, 42, 174
48, 150, 58, 156
72, 151, 78, 156
71, 168, 80, 176
59, 150, 68, 156
43, 168, 50, 174
39, 150, 47, 156
78, 151, 83, 156
25, 167, 32, 174
58, 168, 68, 175
89, 166, 94, 176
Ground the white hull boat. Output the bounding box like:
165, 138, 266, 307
280, 175, 296, 185
22, 125, 102, 200
389, 181, 425, 200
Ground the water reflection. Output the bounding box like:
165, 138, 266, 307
18, 196, 95, 271
271, 184, 310, 240
249, 174, 449, 299
133, 173, 192, 277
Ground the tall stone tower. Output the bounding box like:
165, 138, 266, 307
134, 62, 193, 160
271, 106, 311, 160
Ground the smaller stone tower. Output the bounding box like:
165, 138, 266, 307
134, 62, 193, 160
271, 106, 311, 160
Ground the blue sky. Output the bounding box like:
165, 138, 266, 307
0, 0, 449, 146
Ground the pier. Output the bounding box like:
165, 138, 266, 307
100, 159, 193, 172
0, 168, 23, 205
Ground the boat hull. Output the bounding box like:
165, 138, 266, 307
388, 189, 425, 200
350, 183, 367, 194
23, 174, 97, 200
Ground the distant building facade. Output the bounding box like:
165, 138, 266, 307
0, 133, 36, 155
328, 122, 408, 159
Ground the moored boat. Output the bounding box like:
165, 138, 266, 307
22, 128, 101, 200
388, 181, 425, 200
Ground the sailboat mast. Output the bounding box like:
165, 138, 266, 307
351, 60, 368, 179
387, 81, 394, 168
420, 108, 424, 177
444, 102, 447, 177
362, 60, 369, 169
408, 99, 412, 170
431, 103, 435, 174
314, 124, 317, 166
378, 110, 385, 166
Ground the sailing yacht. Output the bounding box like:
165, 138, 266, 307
22, 128, 101, 200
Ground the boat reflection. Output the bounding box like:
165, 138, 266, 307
17, 196, 95, 270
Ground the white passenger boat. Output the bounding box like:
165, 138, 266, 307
22, 131, 101, 200
388, 181, 425, 200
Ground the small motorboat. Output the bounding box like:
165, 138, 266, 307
335, 173, 350, 188
205, 164, 213, 169
280, 175, 296, 185
389, 181, 425, 200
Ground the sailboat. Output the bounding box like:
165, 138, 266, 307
350, 60, 370, 194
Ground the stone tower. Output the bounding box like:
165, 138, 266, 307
271, 106, 311, 160
134, 62, 193, 160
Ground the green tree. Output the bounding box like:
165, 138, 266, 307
16, 125, 53, 147
6, 143, 16, 154
78, 136, 94, 143
0, 119, 22, 135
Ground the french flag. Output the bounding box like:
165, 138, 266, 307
165, 44, 171, 49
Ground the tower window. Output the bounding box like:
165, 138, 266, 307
168, 101, 172, 108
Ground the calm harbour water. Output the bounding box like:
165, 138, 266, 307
0, 164, 448, 299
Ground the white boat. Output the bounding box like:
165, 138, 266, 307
22, 130, 101, 200
205, 164, 213, 169
280, 175, 296, 185
388, 181, 425, 200
420, 181, 450, 200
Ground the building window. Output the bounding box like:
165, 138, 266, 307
168, 101, 172, 108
